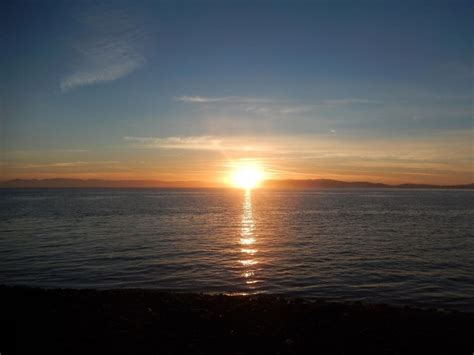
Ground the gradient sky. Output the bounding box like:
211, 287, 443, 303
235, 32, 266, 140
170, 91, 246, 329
1, 0, 473, 185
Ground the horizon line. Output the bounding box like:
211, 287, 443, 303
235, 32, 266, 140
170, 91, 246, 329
1, 178, 473, 189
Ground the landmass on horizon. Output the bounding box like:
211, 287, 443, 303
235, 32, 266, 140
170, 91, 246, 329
1, 178, 473, 189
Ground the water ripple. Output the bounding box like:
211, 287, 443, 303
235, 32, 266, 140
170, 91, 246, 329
0, 188, 473, 311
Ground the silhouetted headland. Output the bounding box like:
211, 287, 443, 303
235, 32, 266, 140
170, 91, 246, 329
1, 286, 473, 354
1, 178, 473, 189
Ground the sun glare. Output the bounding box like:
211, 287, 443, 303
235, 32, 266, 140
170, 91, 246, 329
231, 164, 264, 189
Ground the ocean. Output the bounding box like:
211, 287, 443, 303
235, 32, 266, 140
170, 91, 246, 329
1, 188, 473, 311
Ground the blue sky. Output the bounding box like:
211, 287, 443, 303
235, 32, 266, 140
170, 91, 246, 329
1, 0, 472, 184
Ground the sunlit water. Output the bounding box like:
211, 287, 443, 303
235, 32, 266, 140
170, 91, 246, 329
1, 188, 473, 311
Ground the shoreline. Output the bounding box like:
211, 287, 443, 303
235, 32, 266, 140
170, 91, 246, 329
1, 286, 473, 354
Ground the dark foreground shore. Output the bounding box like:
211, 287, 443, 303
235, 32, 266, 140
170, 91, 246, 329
1, 286, 473, 354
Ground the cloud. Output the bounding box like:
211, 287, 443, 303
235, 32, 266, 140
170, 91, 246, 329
124, 136, 223, 150
7, 161, 119, 169
174, 95, 322, 122
176, 95, 379, 106
175, 96, 227, 103
174, 95, 382, 120
174, 96, 277, 104
321, 98, 382, 105
124, 130, 474, 163
50, 161, 89, 167
51, 149, 89, 153
61, 58, 144, 92
124, 135, 273, 152
61, 7, 146, 92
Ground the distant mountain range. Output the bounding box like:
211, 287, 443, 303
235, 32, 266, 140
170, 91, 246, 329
263, 179, 474, 189
1, 178, 473, 189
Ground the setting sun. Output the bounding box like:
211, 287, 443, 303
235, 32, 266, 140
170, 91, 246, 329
231, 164, 264, 189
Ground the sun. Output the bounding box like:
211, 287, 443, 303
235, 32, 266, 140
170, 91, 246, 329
231, 164, 264, 189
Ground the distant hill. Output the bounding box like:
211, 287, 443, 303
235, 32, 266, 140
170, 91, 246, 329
264, 179, 474, 189
263, 179, 474, 189
1, 178, 473, 189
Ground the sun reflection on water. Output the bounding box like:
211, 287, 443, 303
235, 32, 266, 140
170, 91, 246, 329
238, 189, 260, 292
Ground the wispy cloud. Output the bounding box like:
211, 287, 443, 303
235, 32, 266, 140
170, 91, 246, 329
175, 96, 226, 103
321, 98, 382, 106
4, 161, 119, 170
124, 136, 223, 150
174, 95, 382, 120
124, 135, 273, 152
61, 6, 146, 92
124, 131, 474, 163
174, 96, 278, 104
176, 95, 379, 106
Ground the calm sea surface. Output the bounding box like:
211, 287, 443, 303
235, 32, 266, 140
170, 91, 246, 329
1, 188, 473, 311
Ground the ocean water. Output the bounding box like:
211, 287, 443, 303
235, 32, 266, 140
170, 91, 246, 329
1, 188, 473, 311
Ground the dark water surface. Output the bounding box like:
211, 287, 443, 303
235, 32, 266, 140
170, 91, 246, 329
1, 188, 473, 311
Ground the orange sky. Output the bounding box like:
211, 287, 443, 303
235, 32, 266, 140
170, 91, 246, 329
2, 131, 473, 186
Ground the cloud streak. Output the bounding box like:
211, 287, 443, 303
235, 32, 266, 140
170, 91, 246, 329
175, 95, 380, 106
174, 95, 383, 120
61, 7, 146, 92
124, 136, 223, 150
124, 135, 274, 152
175, 96, 278, 104
124, 131, 474, 164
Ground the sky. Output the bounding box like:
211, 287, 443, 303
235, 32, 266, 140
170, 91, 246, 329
1, 0, 473, 185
